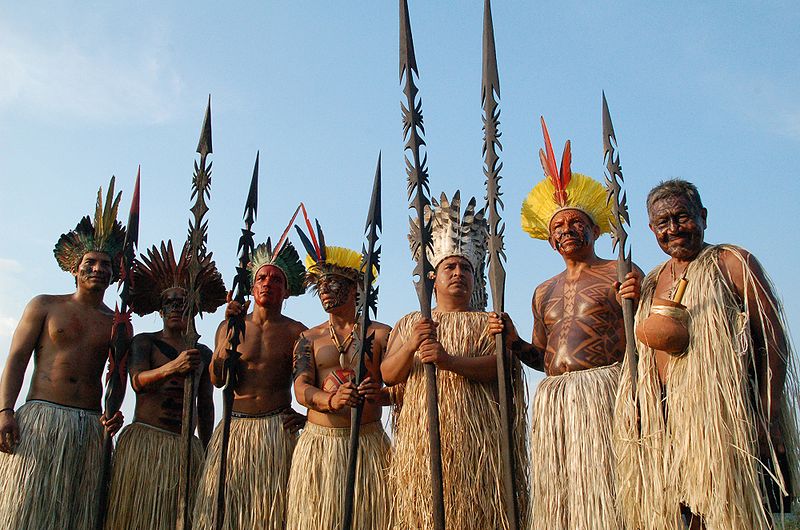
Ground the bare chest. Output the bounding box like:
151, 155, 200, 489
45, 307, 111, 357
541, 276, 617, 328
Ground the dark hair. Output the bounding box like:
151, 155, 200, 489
646, 179, 704, 217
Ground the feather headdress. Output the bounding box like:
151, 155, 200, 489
248, 238, 306, 297
295, 219, 376, 289
521, 117, 613, 240
53, 176, 127, 281
410, 191, 488, 310
129, 240, 226, 316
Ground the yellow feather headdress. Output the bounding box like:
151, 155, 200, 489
295, 219, 376, 289
53, 176, 127, 280
520, 117, 613, 240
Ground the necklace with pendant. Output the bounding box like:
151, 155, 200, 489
328, 320, 357, 369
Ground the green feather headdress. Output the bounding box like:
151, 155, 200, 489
53, 176, 127, 281
248, 239, 306, 297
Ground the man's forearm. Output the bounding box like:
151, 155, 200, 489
443, 355, 498, 383
131, 365, 175, 392
380, 345, 415, 386
509, 338, 544, 372
295, 381, 333, 412
0, 355, 30, 409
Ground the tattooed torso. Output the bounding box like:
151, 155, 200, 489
534, 260, 625, 376
293, 321, 390, 428
129, 332, 211, 433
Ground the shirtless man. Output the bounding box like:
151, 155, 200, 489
193, 240, 307, 530
0, 181, 125, 530
286, 242, 392, 530
614, 179, 798, 530
498, 122, 640, 530
103, 241, 225, 530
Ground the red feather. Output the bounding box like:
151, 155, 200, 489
540, 117, 560, 187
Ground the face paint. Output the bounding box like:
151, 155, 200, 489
76, 251, 113, 291
648, 195, 706, 261
160, 287, 188, 327
317, 275, 353, 312
252, 265, 288, 308
548, 209, 596, 257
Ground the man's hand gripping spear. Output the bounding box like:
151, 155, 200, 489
177, 97, 215, 530
399, 1, 445, 528
96, 170, 140, 530
481, 1, 520, 527
342, 154, 382, 530
211, 153, 259, 530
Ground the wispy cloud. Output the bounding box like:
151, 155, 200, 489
0, 20, 183, 125
704, 69, 800, 143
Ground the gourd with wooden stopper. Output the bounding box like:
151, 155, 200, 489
635, 276, 690, 355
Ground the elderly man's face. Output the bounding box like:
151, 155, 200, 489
648, 195, 707, 261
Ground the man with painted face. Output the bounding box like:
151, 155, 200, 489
0, 179, 126, 529
103, 240, 225, 530
381, 192, 529, 530
193, 239, 307, 530
491, 119, 641, 530
286, 231, 392, 530
614, 179, 800, 530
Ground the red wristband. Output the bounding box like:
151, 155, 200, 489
326, 392, 335, 412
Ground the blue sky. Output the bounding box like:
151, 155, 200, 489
1, 1, 798, 422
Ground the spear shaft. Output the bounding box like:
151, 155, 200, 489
602, 93, 637, 398
96, 170, 140, 530
399, 1, 445, 527
213, 152, 259, 530
481, 1, 519, 527
342, 154, 382, 530
177, 97, 214, 530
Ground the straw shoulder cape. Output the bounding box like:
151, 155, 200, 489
389, 310, 529, 530
614, 244, 800, 530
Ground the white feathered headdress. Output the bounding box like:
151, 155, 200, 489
409, 191, 488, 310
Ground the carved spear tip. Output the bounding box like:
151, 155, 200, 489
197, 95, 213, 156
482, 0, 500, 96
399, 0, 418, 79
127, 168, 141, 232
602, 91, 617, 142
244, 152, 259, 221
366, 153, 383, 232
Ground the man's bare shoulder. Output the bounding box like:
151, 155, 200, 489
302, 322, 329, 341
283, 316, 308, 336
368, 321, 392, 341
131, 331, 159, 346
534, 273, 562, 298
29, 293, 113, 316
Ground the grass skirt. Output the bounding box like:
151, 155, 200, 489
193, 411, 296, 530
389, 311, 529, 530
528, 363, 622, 530
0, 400, 103, 530
285, 421, 392, 530
614, 245, 800, 530
104, 422, 203, 530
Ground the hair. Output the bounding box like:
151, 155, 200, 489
646, 179, 704, 217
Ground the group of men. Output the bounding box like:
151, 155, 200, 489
0, 121, 796, 530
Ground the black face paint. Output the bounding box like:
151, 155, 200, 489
161, 290, 188, 317
317, 275, 353, 311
